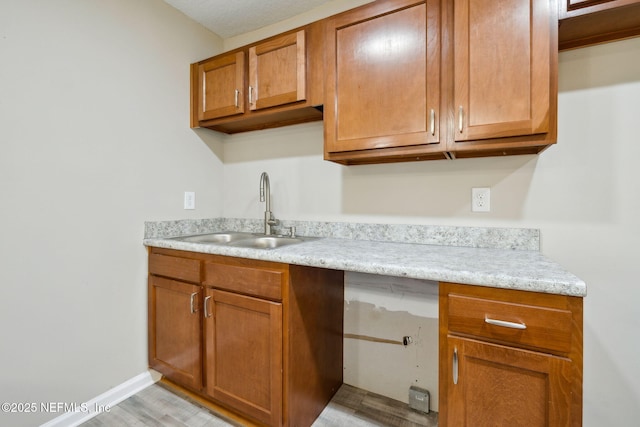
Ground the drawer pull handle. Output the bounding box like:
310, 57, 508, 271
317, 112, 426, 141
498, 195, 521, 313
190, 292, 198, 314
453, 347, 458, 385
485, 317, 527, 330
204, 296, 212, 318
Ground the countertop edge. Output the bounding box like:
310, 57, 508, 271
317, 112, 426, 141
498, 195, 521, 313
143, 236, 587, 298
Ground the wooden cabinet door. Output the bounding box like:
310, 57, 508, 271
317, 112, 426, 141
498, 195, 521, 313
453, 0, 551, 142
197, 51, 245, 121
249, 30, 306, 111
204, 289, 283, 426
148, 276, 203, 391
562, 0, 638, 16
566, 0, 618, 7
444, 336, 574, 427
558, 0, 640, 49
324, 0, 441, 154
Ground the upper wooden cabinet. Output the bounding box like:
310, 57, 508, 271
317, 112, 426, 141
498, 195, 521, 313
562, 0, 632, 13
323, 0, 558, 164
249, 31, 306, 111
447, 0, 558, 158
196, 52, 245, 122
558, 0, 640, 50
324, 0, 444, 164
191, 24, 324, 134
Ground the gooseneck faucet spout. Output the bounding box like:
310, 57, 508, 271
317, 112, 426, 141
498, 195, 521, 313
260, 172, 279, 235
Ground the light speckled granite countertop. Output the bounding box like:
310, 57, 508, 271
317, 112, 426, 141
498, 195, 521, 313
143, 218, 586, 297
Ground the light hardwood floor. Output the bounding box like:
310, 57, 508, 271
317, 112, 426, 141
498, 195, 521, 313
82, 382, 438, 427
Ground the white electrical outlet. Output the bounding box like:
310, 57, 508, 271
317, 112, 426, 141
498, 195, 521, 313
472, 187, 490, 212
184, 191, 195, 210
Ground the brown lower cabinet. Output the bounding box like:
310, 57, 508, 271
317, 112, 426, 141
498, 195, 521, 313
148, 247, 344, 427
148, 247, 584, 426
439, 282, 583, 427
148, 275, 203, 391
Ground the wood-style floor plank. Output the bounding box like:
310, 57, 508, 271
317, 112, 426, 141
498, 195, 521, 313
82, 382, 438, 427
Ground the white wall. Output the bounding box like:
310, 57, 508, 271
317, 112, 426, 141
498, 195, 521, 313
223, 0, 374, 51
0, 1, 224, 426
222, 37, 640, 425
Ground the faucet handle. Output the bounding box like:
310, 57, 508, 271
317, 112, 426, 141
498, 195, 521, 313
267, 215, 280, 226
288, 226, 296, 238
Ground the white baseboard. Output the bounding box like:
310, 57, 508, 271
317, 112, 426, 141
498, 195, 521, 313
40, 370, 158, 427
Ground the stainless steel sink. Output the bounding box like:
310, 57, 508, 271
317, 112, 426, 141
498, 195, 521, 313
172, 231, 257, 244
171, 231, 314, 249
228, 235, 309, 249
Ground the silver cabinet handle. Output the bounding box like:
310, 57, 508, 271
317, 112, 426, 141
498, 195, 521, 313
453, 347, 458, 385
430, 109, 435, 136
458, 106, 464, 133
190, 292, 198, 314
485, 317, 527, 330
248, 86, 254, 105
204, 296, 212, 318
234, 89, 239, 108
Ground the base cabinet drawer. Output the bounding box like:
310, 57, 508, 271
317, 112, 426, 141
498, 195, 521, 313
204, 260, 284, 301
149, 252, 201, 283
447, 293, 573, 354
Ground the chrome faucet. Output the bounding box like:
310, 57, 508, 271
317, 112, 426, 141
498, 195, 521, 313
259, 172, 279, 235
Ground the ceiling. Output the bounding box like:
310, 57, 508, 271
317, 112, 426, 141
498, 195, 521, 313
163, 0, 332, 38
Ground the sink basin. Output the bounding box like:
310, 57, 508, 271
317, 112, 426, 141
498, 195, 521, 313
228, 235, 310, 249
172, 231, 256, 244
171, 231, 315, 250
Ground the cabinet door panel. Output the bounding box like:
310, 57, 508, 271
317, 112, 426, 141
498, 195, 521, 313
454, 0, 550, 141
198, 52, 245, 121
205, 289, 282, 426
249, 30, 306, 110
562, 0, 637, 15
558, 0, 640, 49
148, 276, 202, 390
446, 337, 572, 427
325, 0, 440, 153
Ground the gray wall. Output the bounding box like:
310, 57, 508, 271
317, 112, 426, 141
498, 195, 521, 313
0, 1, 224, 425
